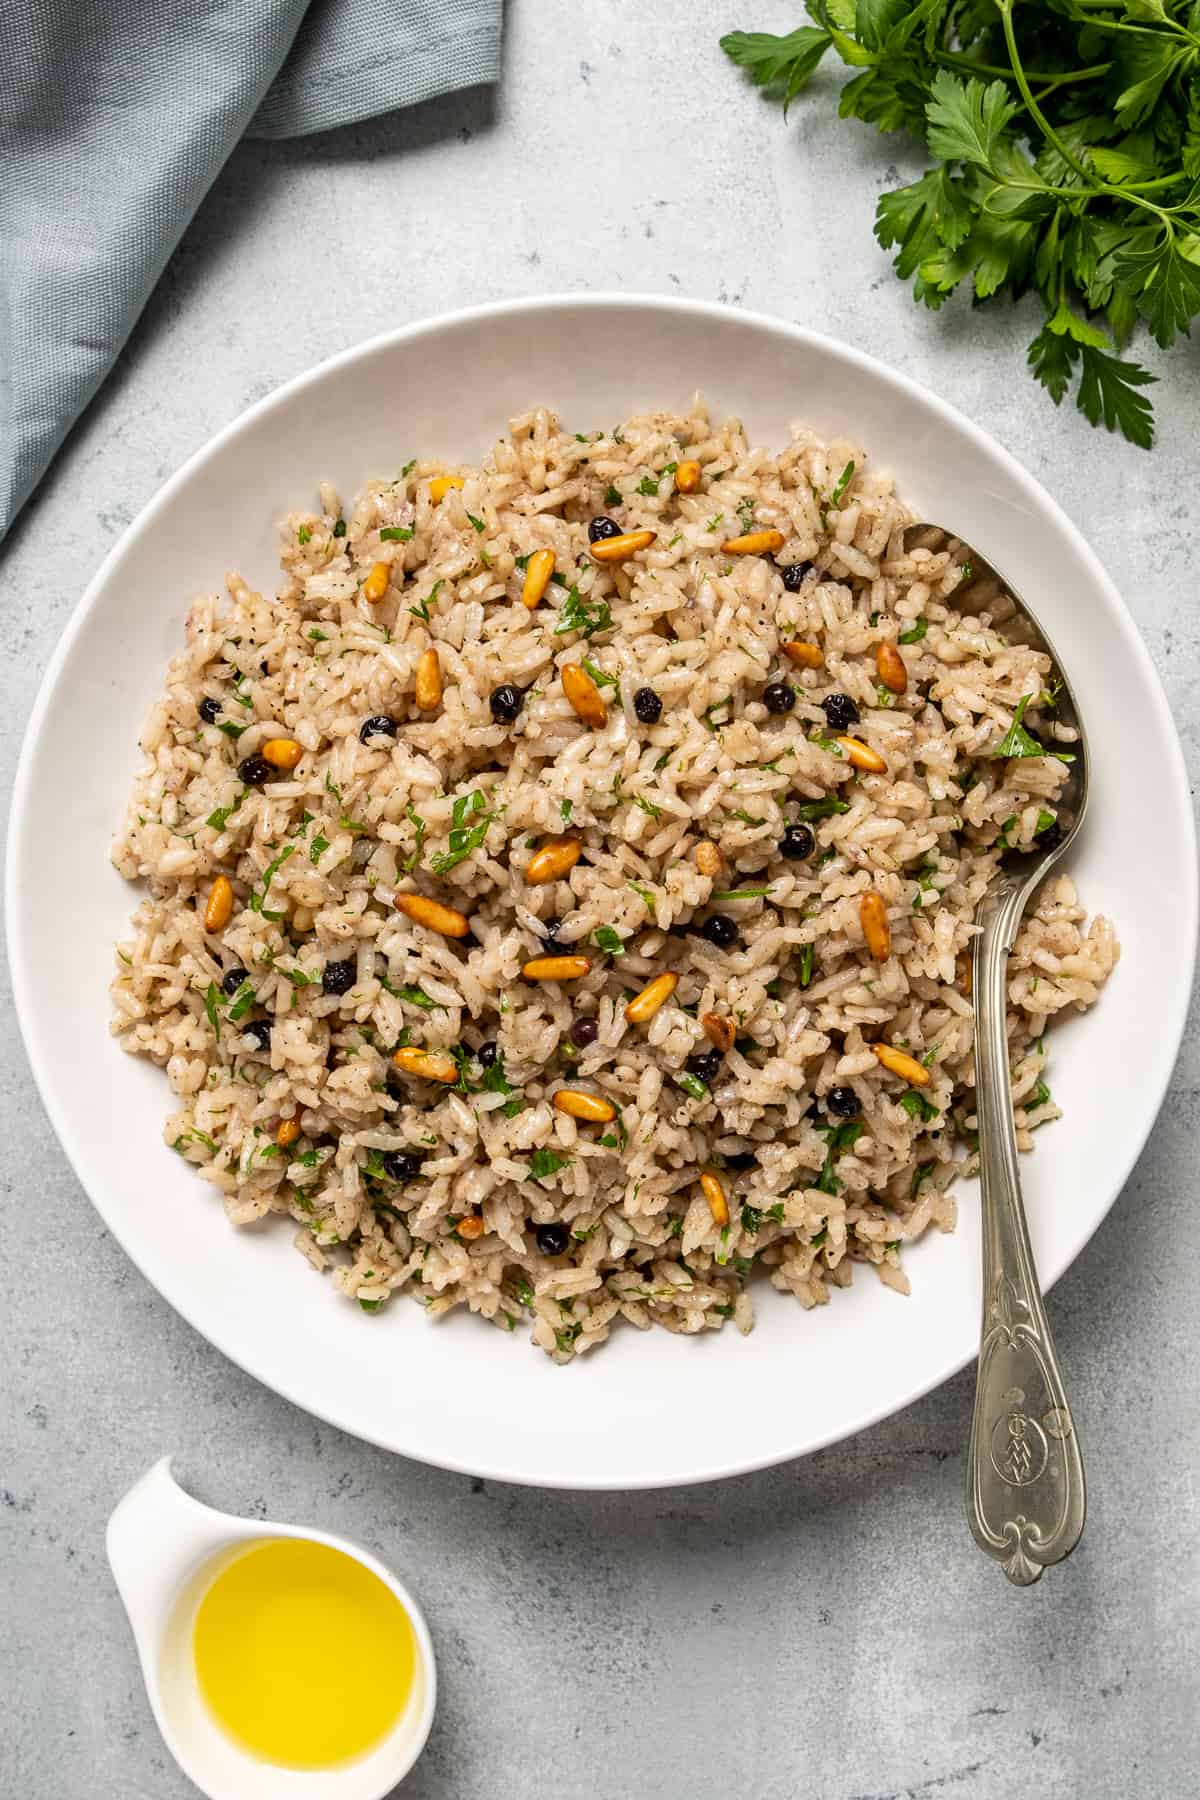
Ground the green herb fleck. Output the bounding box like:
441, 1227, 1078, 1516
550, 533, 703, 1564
297, 525, 312, 544
898, 619, 928, 646
554, 587, 614, 640
989, 696, 1045, 760
677, 1072, 709, 1103
379, 525, 413, 542
591, 925, 624, 957
528, 1149, 571, 1181
429, 789, 495, 875
249, 845, 295, 920
899, 1089, 941, 1123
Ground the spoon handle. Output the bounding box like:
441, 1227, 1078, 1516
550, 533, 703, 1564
966, 885, 1086, 1586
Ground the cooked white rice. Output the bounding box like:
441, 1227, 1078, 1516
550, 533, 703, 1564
110, 400, 1117, 1360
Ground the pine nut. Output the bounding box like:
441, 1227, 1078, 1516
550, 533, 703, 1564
876, 641, 908, 695
394, 892, 471, 938
872, 1042, 932, 1087
562, 663, 608, 727
525, 838, 582, 885
701, 1012, 735, 1052
430, 475, 464, 503
455, 1215, 486, 1239
624, 971, 678, 1024
781, 640, 823, 670
860, 890, 891, 961
362, 560, 391, 603
720, 528, 785, 555
838, 735, 888, 773
694, 840, 724, 877
553, 1088, 617, 1124
203, 875, 233, 932
261, 738, 303, 770
699, 1168, 729, 1227
522, 955, 591, 981
589, 529, 656, 563
674, 459, 702, 494
414, 646, 442, 710
520, 547, 556, 610
392, 1046, 459, 1083
276, 1118, 301, 1150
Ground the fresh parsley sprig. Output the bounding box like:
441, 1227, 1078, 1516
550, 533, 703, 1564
722, 0, 1200, 447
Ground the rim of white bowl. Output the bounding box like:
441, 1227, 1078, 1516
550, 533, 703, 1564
8, 293, 1197, 1489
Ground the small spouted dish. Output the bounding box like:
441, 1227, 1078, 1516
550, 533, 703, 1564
109, 400, 1118, 1365
106, 1458, 435, 1800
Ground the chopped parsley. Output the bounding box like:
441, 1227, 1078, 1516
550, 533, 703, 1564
429, 790, 496, 875
249, 845, 295, 919
465, 511, 486, 534
797, 942, 815, 988
712, 885, 771, 901
603, 483, 622, 507
215, 720, 245, 742
1030, 1078, 1052, 1109
309, 832, 329, 864
627, 881, 655, 909
1035, 808, 1058, 836
297, 525, 312, 544
898, 618, 928, 646
554, 587, 614, 640
560, 798, 573, 824
205, 789, 246, 831
632, 794, 662, 820
379, 525, 413, 542
899, 1090, 940, 1123
396, 984, 442, 1011
332, 518, 347, 537
528, 1149, 571, 1181
591, 925, 625, 956
582, 658, 620, 690
703, 697, 732, 732
226, 980, 257, 1023
814, 1120, 864, 1196
203, 982, 221, 1040
989, 695, 1045, 760
403, 802, 428, 871
795, 795, 850, 822
637, 474, 659, 497
827, 460, 855, 509
676, 1072, 709, 1103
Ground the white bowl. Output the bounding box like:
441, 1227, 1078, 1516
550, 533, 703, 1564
107, 1458, 436, 1798
9, 295, 1195, 1489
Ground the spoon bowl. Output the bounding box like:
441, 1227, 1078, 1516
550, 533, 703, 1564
107, 1458, 437, 1798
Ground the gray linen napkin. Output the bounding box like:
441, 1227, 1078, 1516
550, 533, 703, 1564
0, 0, 502, 543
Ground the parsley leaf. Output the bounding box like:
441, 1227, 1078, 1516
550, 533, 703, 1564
582, 659, 620, 690
403, 802, 428, 871
591, 925, 624, 956
795, 795, 850, 821
528, 1149, 571, 1180
429, 790, 496, 875
988, 695, 1045, 759
379, 525, 413, 542
899, 1089, 940, 1123
249, 845, 295, 919
554, 588, 614, 639
206, 789, 246, 831
898, 618, 928, 646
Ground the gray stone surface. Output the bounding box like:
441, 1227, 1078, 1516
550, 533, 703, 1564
3, 5, 1198, 1796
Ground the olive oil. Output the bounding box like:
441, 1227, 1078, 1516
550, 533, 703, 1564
192, 1537, 416, 1769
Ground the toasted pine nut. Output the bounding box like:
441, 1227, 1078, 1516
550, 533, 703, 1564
291, 906, 314, 934
720, 528, 785, 556
674, 459, 702, 494
876, 641, 908, 695
276, 1118, 301, 1150
699, 1168, 729, 1227
957, 950, 973, 998
430, 475, 464, 503
392, 1045, 459, 1084
701, 1011, 736, 1052
860, 891, 892, 962
838, 735, 888, 773
624, 971, 678, 1024
455, 1215, 486, 1240
362, 560, 391, 603
203, 875, 234, 932
520, 547, 556, 610
414, 646, 442, 711
554, 1088, 617, 1124
781, 640, 823, 670
589, 528, 656, 563
522, 955, 590, 981
872, 1042, 932, 1087
394, 892, 471, 938
525, 838, 582, 885
562, 663, 608, 728
261, 738, 303, 770
694, 840, 724, 878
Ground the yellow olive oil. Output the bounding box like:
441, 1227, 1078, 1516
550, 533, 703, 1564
192, 1538, 416, 1769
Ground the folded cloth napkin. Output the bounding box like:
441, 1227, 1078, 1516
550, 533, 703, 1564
0, 0, 502, 544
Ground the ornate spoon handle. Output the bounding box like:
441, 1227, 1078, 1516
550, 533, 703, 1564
966, 883, 1086, 1586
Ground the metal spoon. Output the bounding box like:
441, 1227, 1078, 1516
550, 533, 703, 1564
904, 525, 1089, 1587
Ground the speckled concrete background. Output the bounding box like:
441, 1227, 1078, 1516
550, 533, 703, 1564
3, 5, 1198, 1797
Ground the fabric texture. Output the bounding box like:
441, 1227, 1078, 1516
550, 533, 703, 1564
0, 0, 502, 543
